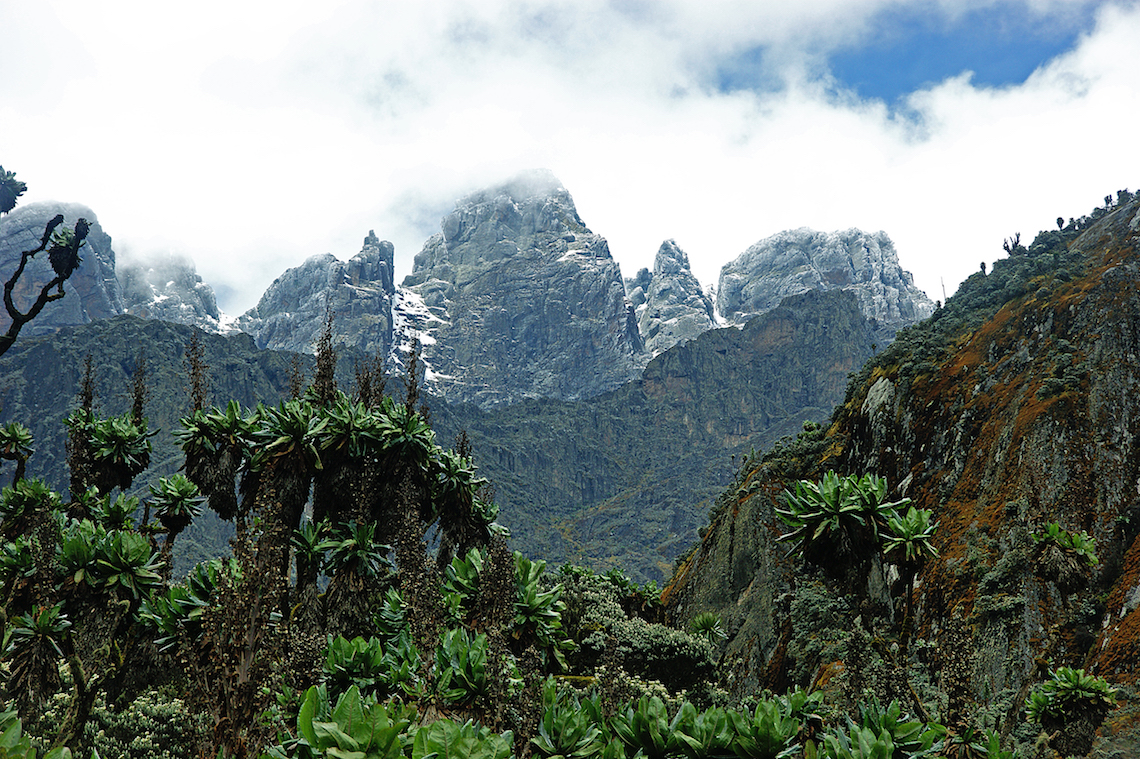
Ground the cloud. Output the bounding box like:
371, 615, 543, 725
1, 0, 1136, 314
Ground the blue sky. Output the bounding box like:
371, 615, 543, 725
2, 0, 1138, 315
829, 4, 1098, 101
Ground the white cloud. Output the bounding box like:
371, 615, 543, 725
1, 0, 1136, 314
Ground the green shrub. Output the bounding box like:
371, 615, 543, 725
409, 718, 513, 759
1025, 666, 1116, 757
263, 684, 413, 759
514, 553, 573, 669
570, 571, 714, 694
442, 548, 484, 624
324, 636, 388, 700
1032, 523, 1098, 591
943, 727, 1012, 759
0, 479, 60, 523
727, 698, 799, 759
817, 725, 894, 759
530, 678, 607, 759
671, 701, 734, 759
609, 696, 690, 759
434, 627, 489, 705
776, 472, 909, 571
845, 698, 943, 758
688, 613, 727, 645
0, 709, 71, 759
1025, 667, 1116, 724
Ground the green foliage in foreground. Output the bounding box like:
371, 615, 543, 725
0, 711, 70, 759
1025, 667, 1116, 724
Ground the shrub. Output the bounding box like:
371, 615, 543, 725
688, 612, 727, 646
434, 627, 490, 705
410, 718, 513, 759
262, 684, 414, 759
0, 708, 71, 759
1026, 667, 1116, 757
1032, 522, 1098, 591
727, 698, 800, 759
1025, 666, 1116, 723
530, 678, 607, 759
777, 472, 908, 574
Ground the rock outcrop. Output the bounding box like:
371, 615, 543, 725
118, 251, 229, 333
236, 232, 396, 357
717, 228, 935, 344
0, 202, 123, 336
401, 169, 642, 408
636, 240, 717, 356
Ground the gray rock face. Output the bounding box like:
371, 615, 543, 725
637, 240, 716, 356
118, 251, 228, 333
717, 228, 934, 344
0, 202, 123, 337
401, 169, 642, 408
624, 267, 652, 313
236, 232, 396, 356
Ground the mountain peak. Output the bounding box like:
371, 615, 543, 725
717, 227, 934, 343
401, 171, 640, 407
0, 201, 123, 337
636, 239, 717, 356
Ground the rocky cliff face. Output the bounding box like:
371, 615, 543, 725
433, 287, 876, 581
633, 240, 717, 356
118, 251, 228, 333
401, 169, 642, 408
717, 228, 935, 344
0, 201, 123, 336
236, 232, 396, 356
664, 194, 1140, 754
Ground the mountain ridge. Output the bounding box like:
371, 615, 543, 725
661, 190, 1140, 754
1, 172, 934, 412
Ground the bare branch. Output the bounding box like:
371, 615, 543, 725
1, 215, 89, 358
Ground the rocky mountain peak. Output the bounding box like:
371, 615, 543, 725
401, 170, 641, 408
235, 233, 396, 356
118, 251, 227, 333
717, 227, 934, 344
636, 239, 717, 356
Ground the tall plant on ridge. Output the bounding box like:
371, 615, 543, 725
777, 471, 910, 587
0, 421, 33, 486
248, 398, 328, 579
1, 166, 91, 358
882, 506, 938, 653
175, 400, 257, 522
149, 473, 206, 569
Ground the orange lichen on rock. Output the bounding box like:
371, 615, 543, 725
1091, 533, 1140, 683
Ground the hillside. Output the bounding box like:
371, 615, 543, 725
0, 317, 308, 573
663, 190, 1140, 754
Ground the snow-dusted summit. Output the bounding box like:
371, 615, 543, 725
717, 228, 935, 343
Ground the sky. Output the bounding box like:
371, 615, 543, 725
2, 0, 1138, 315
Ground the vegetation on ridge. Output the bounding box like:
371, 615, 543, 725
665, 190, 1140, 759
3, 181, 1138, 757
